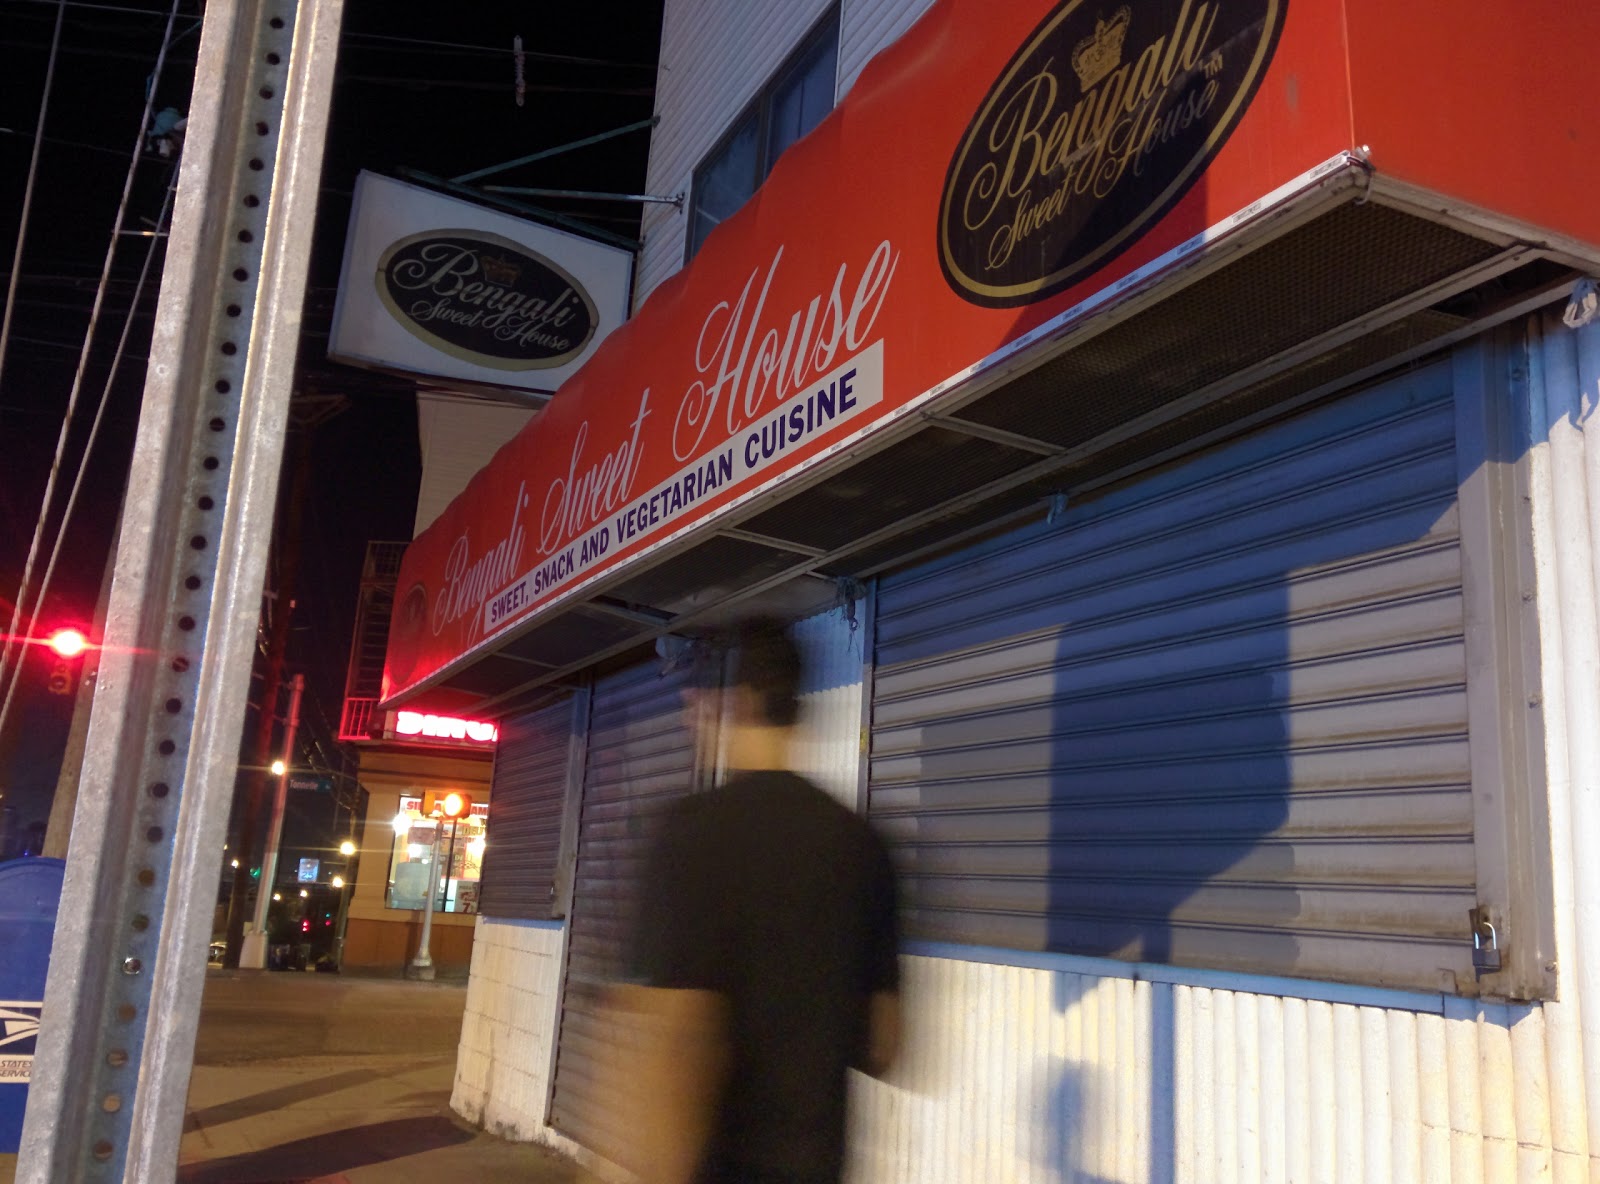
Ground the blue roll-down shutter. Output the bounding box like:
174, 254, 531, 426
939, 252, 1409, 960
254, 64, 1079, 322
477, 697, 573, 921
549, 658, 698, 1154
871, 361, 1477, 992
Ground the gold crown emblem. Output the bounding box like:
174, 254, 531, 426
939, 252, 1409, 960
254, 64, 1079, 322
479, 254, 521, 285
1071, 7, 1131, 92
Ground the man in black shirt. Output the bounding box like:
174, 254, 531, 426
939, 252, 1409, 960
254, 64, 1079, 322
618, 618, 901, 1184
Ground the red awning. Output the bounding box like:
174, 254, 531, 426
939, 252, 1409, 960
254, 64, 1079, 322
382, 0, 1600, 716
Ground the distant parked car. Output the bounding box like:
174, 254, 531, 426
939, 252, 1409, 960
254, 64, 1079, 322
208, 940, 225, 965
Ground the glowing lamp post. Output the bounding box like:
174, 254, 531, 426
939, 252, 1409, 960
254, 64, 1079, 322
406, 791, 468, 982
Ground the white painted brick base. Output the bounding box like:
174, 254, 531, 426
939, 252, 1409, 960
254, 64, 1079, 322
451, 916, 565, 1142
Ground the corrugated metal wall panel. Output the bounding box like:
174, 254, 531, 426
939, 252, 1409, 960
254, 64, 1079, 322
843, 951, 1586, 1183
871, 364, 1477, 991
1528, 309, 1600, 1178
413, 394, 536, 536
635, 0, 833, 308
478, 697, 573, 921
548, 658, 697, 1156
838, 0, 933, 97
792, 604, 868, 808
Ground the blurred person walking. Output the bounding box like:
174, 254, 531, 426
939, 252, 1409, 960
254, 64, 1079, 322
611, 617, 901, 1184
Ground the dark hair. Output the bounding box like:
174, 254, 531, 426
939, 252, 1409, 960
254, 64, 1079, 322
724, 616, 803, 727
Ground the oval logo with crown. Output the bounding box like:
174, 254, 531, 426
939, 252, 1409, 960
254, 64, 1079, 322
939, 0, 1286, 308
375, 230, 599, 369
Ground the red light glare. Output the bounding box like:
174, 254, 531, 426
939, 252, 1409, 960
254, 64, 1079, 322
48, 629, 88, 659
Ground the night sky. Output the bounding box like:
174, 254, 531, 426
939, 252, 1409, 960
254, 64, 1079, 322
0, 0, 663, 856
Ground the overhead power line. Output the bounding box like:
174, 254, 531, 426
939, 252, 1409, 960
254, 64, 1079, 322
339, 31, 656, 69
9, 4, 657, 69
6, 0, 196, 16
0, 0, 184, 741
0, 0, 66, 423
0, 124, 169, 159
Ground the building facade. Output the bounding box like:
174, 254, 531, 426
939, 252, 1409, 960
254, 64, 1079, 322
338, 543, 501, 975
339, 745, 492, 974
378, 1, 1600, 1179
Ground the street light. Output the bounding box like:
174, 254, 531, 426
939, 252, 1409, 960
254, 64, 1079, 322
269, 758, 286, 777
331, 875, 345, 889
339, 839, 357, 856
271, 892, 281, 902
404, 790, 471, 984
230, 858, 239, 869
298, 888, 308, 898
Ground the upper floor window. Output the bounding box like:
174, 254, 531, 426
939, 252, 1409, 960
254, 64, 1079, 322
686, 8, 839, 260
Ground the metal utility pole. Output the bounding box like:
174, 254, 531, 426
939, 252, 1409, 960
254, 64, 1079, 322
240, 673, 303, 970
223, 436, 311, 966
17, 3, 344, 1182
333, 838, 357, 970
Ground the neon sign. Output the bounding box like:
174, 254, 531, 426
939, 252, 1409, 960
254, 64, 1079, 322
392, 710, 499, 744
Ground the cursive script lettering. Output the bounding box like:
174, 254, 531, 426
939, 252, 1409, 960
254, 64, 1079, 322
673, 240, 898, 462
962, 0, 1222, 271
431, 483, 530, 639
539, 391, 653, 555
390, 244, 580, 330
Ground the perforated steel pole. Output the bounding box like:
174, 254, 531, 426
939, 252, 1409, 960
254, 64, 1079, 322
16, 2, 344, 1180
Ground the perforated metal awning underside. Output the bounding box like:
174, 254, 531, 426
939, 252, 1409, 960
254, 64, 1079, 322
406, 167, 1593, 720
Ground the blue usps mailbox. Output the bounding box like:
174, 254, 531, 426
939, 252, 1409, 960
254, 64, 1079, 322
0, 856, 65, 1153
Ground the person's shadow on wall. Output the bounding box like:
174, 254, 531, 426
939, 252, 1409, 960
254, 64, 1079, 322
888, 354, 1472, 1181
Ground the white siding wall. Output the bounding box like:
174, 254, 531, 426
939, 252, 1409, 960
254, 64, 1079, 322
838, 0, 934, 97
634, 0, 932, 311
413, 394, 536, 536
1523, 309, 1600, 1178
846, 951, 1582, 1183
635, 0, 831, 309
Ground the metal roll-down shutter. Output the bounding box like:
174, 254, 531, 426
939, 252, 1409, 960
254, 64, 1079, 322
548, 659, 699, 1154
871, 362, 1480, 991
477, 697, 574, 920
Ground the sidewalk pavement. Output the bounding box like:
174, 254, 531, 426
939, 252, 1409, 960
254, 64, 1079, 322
3, 970, 578, 1183
174, 1047, 577, 1182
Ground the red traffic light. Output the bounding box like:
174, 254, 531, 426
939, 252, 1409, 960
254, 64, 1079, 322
301, 919, 311, 933
48, 629, 88, 659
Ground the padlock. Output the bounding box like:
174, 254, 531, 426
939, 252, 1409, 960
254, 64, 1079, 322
1473, 919, 1501, 973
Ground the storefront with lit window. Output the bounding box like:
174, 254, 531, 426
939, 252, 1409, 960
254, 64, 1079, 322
339, 723, 496, 974
386, 791, 489, 915
366, 0, 1600, 1176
